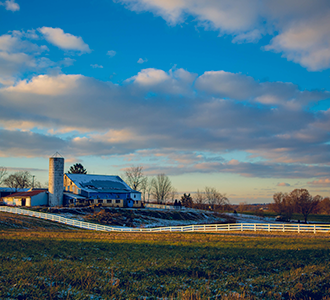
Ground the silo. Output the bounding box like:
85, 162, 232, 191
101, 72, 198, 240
48, 154, 64, 207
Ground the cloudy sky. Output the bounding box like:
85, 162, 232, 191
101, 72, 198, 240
1, 0, 330, 203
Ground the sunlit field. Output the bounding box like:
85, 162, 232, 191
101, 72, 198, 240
1, 212, 330, 299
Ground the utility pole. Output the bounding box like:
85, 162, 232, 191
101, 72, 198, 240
32, 175, 35, 189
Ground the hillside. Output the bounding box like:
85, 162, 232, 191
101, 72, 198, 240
0, 212, 76, 230
29, 207, 234, 228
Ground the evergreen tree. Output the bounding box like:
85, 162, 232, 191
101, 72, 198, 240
181, 193, 193, 208
68, 163, 87, 174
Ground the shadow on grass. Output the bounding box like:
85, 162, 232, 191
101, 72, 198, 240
1, 231, 330, 299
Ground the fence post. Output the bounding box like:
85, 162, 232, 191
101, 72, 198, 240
268, 224, 270, 232
228, 224, 230, 231
241, 223, 243, 231
282, 224, 285, 232
254, 224, 256, 232
216, 224, 218, 231
298, 224, 300, 233
314, 225, 316, 234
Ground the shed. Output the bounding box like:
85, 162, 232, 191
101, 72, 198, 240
2, 189, 48, 207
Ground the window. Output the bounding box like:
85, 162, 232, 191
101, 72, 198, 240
116, 199, 120, 204
107, 200, 112, 204
98, 200, 103, 204
134, 194, 136, 198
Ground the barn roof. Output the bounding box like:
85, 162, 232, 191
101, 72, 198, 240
65, 173, 140, 194
2, 189, 47, 198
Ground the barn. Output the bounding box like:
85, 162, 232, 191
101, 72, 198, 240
63, 173, 142, 208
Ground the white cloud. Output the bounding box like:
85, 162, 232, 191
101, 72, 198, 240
3, 74, 82, 95
91, 64, 103, 68
130, 68, 170, 86
277, 182, 290, 187
0, 68, 330, 179
38, 27, 91, 53
0, 32, 49, 85
118, 0, 330, 71
195, 70, 329, 108
127, 67, 197, 95
137, 58, 148, 64
107, 50, 116, 57
265, 13, 330, 71
0, 0, 20, 11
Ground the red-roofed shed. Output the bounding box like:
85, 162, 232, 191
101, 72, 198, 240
2, 189, 48, 207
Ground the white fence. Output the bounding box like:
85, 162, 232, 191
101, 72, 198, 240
1, 206, 329, 234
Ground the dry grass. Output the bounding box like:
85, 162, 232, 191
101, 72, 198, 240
1, 212, 330, 299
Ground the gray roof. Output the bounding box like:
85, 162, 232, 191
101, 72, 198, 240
65, 173, 140, 194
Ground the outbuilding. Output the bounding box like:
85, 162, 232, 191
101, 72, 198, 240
2, 189, 48, 207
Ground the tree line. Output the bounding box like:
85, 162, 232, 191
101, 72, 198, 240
124, 166, 230, 210
0, 167, 44, 191
272, 189, 330, 222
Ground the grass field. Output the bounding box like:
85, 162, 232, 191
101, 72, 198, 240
1, 212, 330, 299
239, 211, 330, 224
240, 211, 330, 223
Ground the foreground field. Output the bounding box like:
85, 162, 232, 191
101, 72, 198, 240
0, 213, 330, 299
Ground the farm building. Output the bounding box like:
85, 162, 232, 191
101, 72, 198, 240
1, 189, 48, 207
0, 155, 142, 208
63, 173, 142, 208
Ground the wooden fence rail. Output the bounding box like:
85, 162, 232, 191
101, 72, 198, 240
1, 206, 329, 234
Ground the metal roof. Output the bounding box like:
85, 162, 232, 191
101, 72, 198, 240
2, 189, 47, 198
65, 173, 140, 194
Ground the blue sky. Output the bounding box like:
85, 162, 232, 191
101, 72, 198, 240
1, 0, 330, 203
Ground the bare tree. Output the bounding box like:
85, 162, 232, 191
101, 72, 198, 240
238, 202, 248, 212
3, 171, 32, 191
203, 186, 229, 210
194, 189, 205, 204
124, 166, 146, 191
139, 176, 149, 202
170, 187, 178, 203
150, 174, 173, 204
319, 197, 330, 214
272, 192, 294, 219
290, 189, 320, 223
192, 187, 229, 210
0, 166, 7, 185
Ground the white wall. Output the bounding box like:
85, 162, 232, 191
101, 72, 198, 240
31, 192, 48, 206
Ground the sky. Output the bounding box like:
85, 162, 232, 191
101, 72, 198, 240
0, 0, 330, 203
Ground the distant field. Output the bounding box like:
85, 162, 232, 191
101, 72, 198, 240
240, 211, 330, 223
1, 213, 330, 299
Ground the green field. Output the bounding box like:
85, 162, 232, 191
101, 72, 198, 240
1, 212, 330, 299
